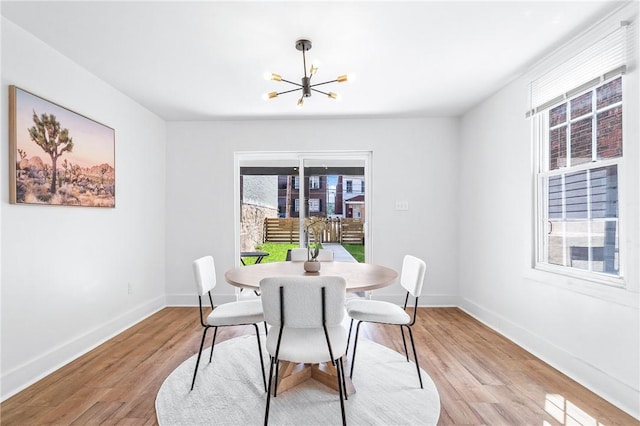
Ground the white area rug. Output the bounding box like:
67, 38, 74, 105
156, 335, 440, 425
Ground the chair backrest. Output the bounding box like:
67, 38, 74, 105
259, 276, 346, 328
288, 248, 308, 261
289, 248, 334, 262
316, 249, 334, 261
193, 256, 217, 296
400, 255, 426, 297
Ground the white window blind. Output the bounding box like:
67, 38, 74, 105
527, 22, 631, 116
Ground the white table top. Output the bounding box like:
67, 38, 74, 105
225, 261, 398, 292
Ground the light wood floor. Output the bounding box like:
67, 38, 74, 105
1, 307, 637, 425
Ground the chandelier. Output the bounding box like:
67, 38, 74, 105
263, 39, 350, 107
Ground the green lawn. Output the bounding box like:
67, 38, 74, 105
242, 242, 365, 264
342, 244, 365, 263
249, 242, 298, 264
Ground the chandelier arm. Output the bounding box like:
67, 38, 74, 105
309, 79, 338, 88
310, 88, 331, 96
276, 87, 303, 96
280, 79, 303, 87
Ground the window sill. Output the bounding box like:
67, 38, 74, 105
523, 266, 638, 309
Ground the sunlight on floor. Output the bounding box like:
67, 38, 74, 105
544, 394, 607, 426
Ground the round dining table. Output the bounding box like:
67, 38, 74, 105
225, 260, 398, 293
224, 260, 399, 396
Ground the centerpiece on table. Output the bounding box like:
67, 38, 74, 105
304, 217, 326, 272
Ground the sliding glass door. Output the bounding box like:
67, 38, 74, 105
235, 151, 370, 265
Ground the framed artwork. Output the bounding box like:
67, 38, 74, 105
9, 86, 115, 207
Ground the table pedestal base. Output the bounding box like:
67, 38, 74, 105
272, 359, 355, 396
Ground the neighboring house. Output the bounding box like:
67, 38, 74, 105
277, 174, 365, 219
345, 194, 365, 220
338, 176, 365, 219
278, 175, 329, 218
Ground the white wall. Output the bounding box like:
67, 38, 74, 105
0, 18, 167, 399
165, 118, 460, 306
458, 4, 639, 419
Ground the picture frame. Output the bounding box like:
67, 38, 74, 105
9, 85, 115, 207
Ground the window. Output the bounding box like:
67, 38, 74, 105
536, 77, 623, 280
531, 24, 630, 285
309, 176, 320, 189
293, 176, 299, 190
309, 198, 321, 212
297, 198, 321, 213
346, 180, 353, 193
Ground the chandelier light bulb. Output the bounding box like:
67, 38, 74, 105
297, 97, 304, 108
310, 60, 320, 76
262, 91, 278, 101
264, 72, 282, 81
336, 74, 348, 83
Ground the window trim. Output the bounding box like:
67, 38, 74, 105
533, 76, 626, 288
309, 176, 320, 190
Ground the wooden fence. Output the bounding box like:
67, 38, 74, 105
263, 218, 364, 244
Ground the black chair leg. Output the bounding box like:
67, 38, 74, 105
253, 324, 267, 392
405, 325, 423, 389
190, 327, 209, 391
336, 358, 346, 426
264, 321, 269, 336
345, 318, 354, 353
264, 357, 276, 426
399, 325, 409, 361
349, 321, 363, 378
339, 356, 348, 400
274, 359, 280, 397
208, 326, 219, 362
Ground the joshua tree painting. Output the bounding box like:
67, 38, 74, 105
28, 111, 75, 195
9, 86, 115, 207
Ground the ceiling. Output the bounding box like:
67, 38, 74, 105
1, 1, 624, 121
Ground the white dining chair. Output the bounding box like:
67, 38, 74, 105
345, 254, 426, 388
260, 275, 348, 426
289, 247, 334, 261
191, 256, 267, 392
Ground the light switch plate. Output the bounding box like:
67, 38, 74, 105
395, 201, 409, 211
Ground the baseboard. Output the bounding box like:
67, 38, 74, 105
458, 298, 640, 421
166, 293, 199, 306
0, 296, 166, 402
